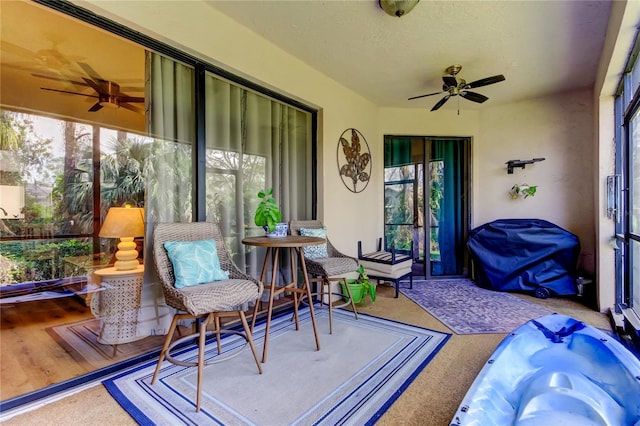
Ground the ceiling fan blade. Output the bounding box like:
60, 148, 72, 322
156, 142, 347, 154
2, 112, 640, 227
431, 95, 451, 111
88, 102, 103, 112
460, 91, 489, 103
32, 73, 88, 87
408, 90, 444, 100
78, 62, 104, 81
465, 74, 505, 89
119, 85, 144, 93
41, 87, 97, 98
118, 96, 145, 103
442, 76, 457, 88
119, 102, 143, 113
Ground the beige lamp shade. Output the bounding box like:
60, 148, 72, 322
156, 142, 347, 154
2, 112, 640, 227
99, 206, 145, 238
100, 206, 145, 270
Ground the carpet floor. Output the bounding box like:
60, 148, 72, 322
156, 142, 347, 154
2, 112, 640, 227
399, 279, 555, 334
103, 306, 450, 425
2, 284, 611, 426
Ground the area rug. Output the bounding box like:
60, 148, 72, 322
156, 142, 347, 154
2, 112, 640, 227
400, 278, 555, 334
103, 307, 450, 426
46, 318, 166, 370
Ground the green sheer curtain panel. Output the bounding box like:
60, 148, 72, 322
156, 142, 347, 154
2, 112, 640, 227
384, 138, 412, 167
432, 140, 465, 276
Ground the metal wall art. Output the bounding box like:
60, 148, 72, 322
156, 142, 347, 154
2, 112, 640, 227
337, 128, 371, 193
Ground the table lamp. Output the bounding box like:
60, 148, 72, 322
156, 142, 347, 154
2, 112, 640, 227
99, 205, 145, 271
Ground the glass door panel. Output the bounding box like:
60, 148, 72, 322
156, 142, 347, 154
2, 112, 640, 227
632, 240, 640, 311
428, 160, 444, 268
415, 163, 425, 263
384, 169, 415, 254
629, 108, 640, 316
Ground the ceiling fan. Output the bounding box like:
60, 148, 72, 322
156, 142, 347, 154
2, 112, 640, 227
36, 62, 144, 112
408, 65, 505, 112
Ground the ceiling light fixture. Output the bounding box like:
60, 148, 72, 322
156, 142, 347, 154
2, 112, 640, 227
379, 0, 420, 18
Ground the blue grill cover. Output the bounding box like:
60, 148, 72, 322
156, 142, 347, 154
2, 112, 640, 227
468, 219, 579, 295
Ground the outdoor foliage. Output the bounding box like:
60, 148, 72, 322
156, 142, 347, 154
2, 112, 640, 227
0, 239, 90, 283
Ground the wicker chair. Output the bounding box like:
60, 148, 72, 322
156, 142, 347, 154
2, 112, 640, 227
151, 221, 263, 412
289, 220, 358, 333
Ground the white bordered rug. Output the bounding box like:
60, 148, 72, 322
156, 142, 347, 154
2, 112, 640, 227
103, 306, 450, 426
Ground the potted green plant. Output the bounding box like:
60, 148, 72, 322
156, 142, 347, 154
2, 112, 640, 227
509, 184, 537, 199
254, 188, 287, 237
341, 265, 376, 304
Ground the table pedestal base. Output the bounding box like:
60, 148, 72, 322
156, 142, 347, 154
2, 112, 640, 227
245, 239, 322, 363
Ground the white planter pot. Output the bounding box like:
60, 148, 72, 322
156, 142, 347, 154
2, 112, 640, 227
264, 222, 288, 238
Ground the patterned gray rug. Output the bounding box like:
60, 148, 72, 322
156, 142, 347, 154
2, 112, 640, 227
400, 278, 555, 334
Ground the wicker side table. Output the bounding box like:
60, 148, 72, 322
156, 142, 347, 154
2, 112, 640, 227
92, 265, 145, 355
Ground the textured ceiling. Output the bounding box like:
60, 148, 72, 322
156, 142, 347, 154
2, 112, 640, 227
205, 0, 612, 110
0, 1, 613, 119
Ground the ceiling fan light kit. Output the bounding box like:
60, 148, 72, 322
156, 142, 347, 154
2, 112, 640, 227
408, 64, 505, 112
379, 0, 420, 17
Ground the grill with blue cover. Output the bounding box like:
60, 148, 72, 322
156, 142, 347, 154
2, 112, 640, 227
467, 219, 580, 298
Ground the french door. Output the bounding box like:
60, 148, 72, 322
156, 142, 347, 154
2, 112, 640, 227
614, 32, 640, 327
383, 136, 470, 279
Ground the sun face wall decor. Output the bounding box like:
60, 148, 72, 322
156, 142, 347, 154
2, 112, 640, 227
337, 128, 371, 193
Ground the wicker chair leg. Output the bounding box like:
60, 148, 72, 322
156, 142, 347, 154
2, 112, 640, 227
321, 279, 334, 335
214, 316, 222, 355
195, 313, 211, 412
338, 277, 359, 320
151, 314, 180, 385
294, 276, 359, 334
239, 310, 263, 374
250, 297, 260, 333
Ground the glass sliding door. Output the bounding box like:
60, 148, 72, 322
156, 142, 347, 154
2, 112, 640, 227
614, 33, 640, 332
0, 1, 316, 406
628, 106, 640, 317
383, 136, 470, 279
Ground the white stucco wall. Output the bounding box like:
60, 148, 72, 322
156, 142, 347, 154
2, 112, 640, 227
476, 90, 595, 260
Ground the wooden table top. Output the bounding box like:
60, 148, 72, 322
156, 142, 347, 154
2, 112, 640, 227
242, 235, 325, 248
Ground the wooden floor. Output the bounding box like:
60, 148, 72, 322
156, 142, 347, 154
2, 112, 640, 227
1, 296, 93, 401
0, 293, 294, 402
